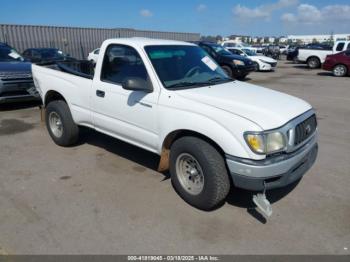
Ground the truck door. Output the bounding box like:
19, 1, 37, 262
91, 44, 159, 153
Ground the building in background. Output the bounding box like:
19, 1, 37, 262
0, 24, 200, 59
287, 34, 350, 44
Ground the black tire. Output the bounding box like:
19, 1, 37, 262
307, 57, 320, 69
332, 64, 347, 77
236, 74, 247, 80
253, 62, 260, 71
170, 136, 230, 210
221, 65, 233, 78
45, 100, 79, 146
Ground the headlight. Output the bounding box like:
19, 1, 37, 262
233, 59, 245, 66
244, 131, 286, 154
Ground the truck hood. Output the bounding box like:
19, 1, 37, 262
0, 62, 32, 72
175, 81, 311, 130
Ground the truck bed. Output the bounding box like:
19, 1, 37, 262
39, 60, 95, 79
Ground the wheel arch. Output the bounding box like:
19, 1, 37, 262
44, 90, 67, 107
158, 129, 227, 173
307, 56, 321, 65
333, 63, 348, 70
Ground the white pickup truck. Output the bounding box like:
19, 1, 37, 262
32, 38, 318, 214
298, 41, 350, 68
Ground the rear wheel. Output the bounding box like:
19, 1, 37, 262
307, 57, 320, 69
333, 64, 347, 77
45, 100, 79, 146
221, 65, 233, 78
170, 136, 231, 210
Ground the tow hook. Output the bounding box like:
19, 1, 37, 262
252, 182, 273, 217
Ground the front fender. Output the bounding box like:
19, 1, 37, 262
157, 104, 264, 160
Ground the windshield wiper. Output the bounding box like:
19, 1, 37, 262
206, 77, 232, 83
167, 77, 232, 89
167, 82, 201, 89
194, 77, 233, 86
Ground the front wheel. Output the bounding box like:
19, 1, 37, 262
221, 65, 233, 78
236, 74, 247, 80
333, 64, 347, 77
253, 62, 260, 71
45, 100, 79, 146
170, 136, 231, 210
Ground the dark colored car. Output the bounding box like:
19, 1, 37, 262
195, 42, 255, 80
323, 50, 350, 77
0, 43, 39, 103
262, 45, 280, 60
286, 46, 300, 61
22, 48, 76, 63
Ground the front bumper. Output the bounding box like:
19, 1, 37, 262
322, 61, 333, 71
259, 61, 277, 71
226, 135, 318, 191
233, 64, 256, 77
0, 80, 39, 104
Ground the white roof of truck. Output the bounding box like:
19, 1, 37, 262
103, 37, 195, 47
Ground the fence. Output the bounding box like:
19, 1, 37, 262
0, 24, 200, 59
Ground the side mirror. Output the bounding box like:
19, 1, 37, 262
122, 77, 153, 93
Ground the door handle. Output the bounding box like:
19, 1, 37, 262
96, 90, 105, 98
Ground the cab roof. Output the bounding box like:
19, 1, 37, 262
103, 37, 196, 47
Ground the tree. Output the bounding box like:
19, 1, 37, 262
215, 35, 223, 42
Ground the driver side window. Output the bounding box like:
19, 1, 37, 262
101, 45, 149, 85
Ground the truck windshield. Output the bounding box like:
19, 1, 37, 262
145, 45, 232, 89
0, 46, 24, 62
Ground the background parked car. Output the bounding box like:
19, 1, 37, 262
0, 42, 38, 103
196, 41, 256, 80
279, 45, 288, 55
323, 50, 350, 77
87, 48, 100, 63
221, 41, 258, 53
286, 45, 301, 62
262, 45, 281, 60
22, 48, 76, 63
229, 48, 277, 71
252, 45, 264, 53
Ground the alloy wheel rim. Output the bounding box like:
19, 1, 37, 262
49, 112, 63, 138
175, 153, 204, 195
334, 66, 345, 76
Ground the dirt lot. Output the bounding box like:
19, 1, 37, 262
0, 60, 349, 255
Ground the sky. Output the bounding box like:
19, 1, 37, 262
1, 0, 349, 36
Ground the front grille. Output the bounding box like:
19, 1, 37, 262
294, 114, 317, 145
268, 62, 277, 67
0, 72, 32, 81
